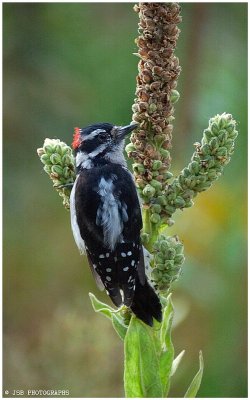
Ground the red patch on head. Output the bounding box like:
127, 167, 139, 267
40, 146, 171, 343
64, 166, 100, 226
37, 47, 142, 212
72, 127, 82, 149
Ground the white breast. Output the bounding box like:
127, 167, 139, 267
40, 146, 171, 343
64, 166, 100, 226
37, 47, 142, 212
96, 176, 125, 250
70, 175, 86, 254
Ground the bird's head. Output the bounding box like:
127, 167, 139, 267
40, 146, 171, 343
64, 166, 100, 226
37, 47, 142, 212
72, 122, 137, 169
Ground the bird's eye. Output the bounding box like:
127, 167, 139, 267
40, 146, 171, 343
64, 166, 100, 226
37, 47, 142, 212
99, 132, 108, 141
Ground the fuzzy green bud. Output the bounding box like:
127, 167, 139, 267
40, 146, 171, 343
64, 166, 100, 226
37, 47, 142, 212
150, 179, 162, 191
133, 163, 145, 174
40, 154, 51, 165
150, 213, 161, 224
37, 138, 76, 209
160, 148, 170, 159
151, 203, 162, 214
50, 153, 62, 165
143, 184, 156, 198
156, 195, 167, 206
125, 143, 136, 153
141, 232, 150, 244
152, 160, 163, 170
170, 89, 180, 104
150, 235, 185, 293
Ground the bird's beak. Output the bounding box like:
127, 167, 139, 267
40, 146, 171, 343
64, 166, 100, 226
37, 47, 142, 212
113, 123, 138, 141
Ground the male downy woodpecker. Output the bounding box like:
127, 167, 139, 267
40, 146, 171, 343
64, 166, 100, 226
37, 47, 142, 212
70, 122, 162, 326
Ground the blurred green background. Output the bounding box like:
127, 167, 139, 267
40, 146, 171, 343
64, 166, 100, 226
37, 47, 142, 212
3, 3, 247, 398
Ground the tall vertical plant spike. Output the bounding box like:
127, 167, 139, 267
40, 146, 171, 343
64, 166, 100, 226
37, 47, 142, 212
126, 3, 182, 230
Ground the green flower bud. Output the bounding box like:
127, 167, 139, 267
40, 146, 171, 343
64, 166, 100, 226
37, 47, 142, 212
151, 203, 162, 214
151, 269, 162, 281
170, 89, 180, 104
209, 137, 219, 151
163, 171, 173, 180
40, 154, 51, 165
62, 166, 70, 179
156, 195, 167, 206
164, 205, 176, 215
203, 129, 212, 142
140, 232, 149, 244
210, 122, 219, 135
216, 147, 228, 157
189, 161, 200, 175
226, 123, 235, 134
125, 143, 136, 153
207, 169, 218, 180
152, 171, 159, 177
167, 248, 176, 259
185, 199, 194, 208
150, 179, 162, 191
174, 196, 185, 208
43, 165, 51, 174
62, 154, 73, 165
152, 160, 163, 170
51, 165, 63, 176
156, 263, 165, 271
159, 240, 170, 253
183, 167, 191, 178
50, 153, 62, 165
150, 213, 161, 224
55, 144, 64, 156
166, 191, 176, 201
229, 130, 238, 140
218, 114, 228, 130
160, 148, 170, 159
133, 163, 145, 174
143, 184, 156, 198
175, 243, 184, 255
218, 130, 228, 143
174, 254, 185, 265
202, 143, 210, 155
43, 144, 55, 154
164, 260, 175, 270
181, 189, 194, 200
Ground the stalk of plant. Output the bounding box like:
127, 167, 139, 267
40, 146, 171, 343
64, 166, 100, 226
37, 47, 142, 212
37, 2, 238, 398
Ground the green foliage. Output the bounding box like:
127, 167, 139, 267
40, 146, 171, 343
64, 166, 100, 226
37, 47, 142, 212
91, 293, 203, 398
184, 352, 204, 398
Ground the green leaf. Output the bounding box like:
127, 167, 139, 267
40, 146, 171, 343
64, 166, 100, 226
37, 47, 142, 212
89, 292, 114, 319
124, 316, 163, 398
111, 313, 128, 340
159, 294, 175, 396
184, 351, 204, 398
170, 350, 185, 377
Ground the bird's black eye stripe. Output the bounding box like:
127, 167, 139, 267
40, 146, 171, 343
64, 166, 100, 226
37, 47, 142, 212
99, 131, 111, 141
99, 132, 107, 139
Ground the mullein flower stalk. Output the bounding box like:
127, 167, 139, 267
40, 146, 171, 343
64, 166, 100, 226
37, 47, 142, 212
126, 2, 182, 247
37, 138, 75, 209
151, 234, 185, 294
163, 113, 238, 218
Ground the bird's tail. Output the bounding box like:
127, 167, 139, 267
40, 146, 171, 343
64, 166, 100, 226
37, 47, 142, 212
130, 277, 162, 326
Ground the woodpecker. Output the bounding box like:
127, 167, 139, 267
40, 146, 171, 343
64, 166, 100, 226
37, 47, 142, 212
70, 122, 162, 326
